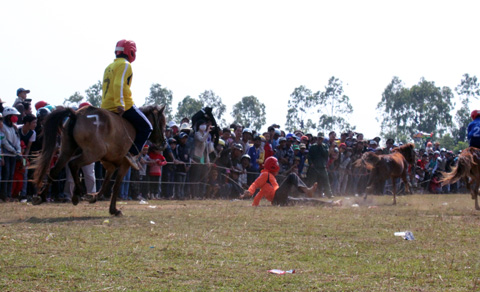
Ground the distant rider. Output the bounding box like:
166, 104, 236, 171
468, 110, 480, 148
101, 39, 152, 169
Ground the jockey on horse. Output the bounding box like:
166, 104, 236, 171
468, 110, 480, 148
101, 39, 152, 169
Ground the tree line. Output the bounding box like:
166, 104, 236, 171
64, 74, 479, 145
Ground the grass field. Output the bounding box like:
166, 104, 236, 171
1, 194, 480, 291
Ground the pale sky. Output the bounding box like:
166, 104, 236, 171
2, 0, 479, 139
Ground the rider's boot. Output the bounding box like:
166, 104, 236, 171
125, 153, 141, 170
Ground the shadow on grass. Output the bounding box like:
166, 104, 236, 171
0, 216, 109, 225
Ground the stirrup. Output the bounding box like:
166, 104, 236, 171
125, 153, 140, 170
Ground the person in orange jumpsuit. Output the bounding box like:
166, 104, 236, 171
240, 156, 322, 206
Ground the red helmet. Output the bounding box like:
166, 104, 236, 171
35, 100, 48, 111
472, 110, 480, 120
264, 156, 280, 174
79, 102, 92, 109
115, 39, 137, 63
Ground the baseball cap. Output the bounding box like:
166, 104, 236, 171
179, 132, 188, 139
168, 121, 178, 128
16, 88, 30, 96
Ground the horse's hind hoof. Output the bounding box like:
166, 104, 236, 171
32, 196, 43, 205
72, 196, 79, 206
88, 197, 97, 204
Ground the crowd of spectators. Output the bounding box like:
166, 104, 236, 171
0, 88, 465, 203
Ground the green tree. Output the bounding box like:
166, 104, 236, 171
63, 91, 84, 107
316, 77, 354, 134
454, 74, 480, 142
199, 90, 227, 127
437, 133, 455, 151
376, 76, 410, 140
377, 77, 453, 143
85, 80, 102, 107
231, 96, 266, 131
453, 141, 469, 154
144, 83, 173, 121
409, 78, 453, 136
285, 85, 317, 133
175, 96, 204, 122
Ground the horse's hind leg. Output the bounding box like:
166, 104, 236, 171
33, 148, 76, 205
68, 154, 96, 205
109, 162, 130, 216
391, 178, 397, 205
89, 161, 115, 204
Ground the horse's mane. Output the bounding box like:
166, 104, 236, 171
392, 143, 415, 165
354, 151, 380, 170
140, 105, 163, 115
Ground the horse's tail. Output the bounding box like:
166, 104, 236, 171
33, 108, 77, 186
440, 153, 475, 186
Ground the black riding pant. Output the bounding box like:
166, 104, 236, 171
122, 105, 153, 155
272, 173, 308, 206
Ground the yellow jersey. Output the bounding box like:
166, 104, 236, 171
101, 58, 134, 112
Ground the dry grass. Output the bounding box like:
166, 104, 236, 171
1, 194, 480, 291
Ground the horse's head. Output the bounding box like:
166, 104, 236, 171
396, 143, 416, 165
142, 105, 166, 148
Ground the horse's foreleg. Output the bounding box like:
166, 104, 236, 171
364, 173, 374, 200
392, 178, 397, 205
90, 162, 115, 204
109, 162, 130, 216
474, 182, 480, 210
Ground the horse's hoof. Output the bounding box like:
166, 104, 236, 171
88, 197, 97, 204
32, 196, 43, 205
72, 196, 79, 206
111, 209, 122, 216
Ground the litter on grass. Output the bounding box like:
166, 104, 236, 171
139, 200, 149, 205
268, 269, 295, 275
394, 231, 415, 240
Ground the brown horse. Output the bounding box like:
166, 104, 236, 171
359, 143, 416, 205
440, 147, 480, 210
32, 105, 166, 216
